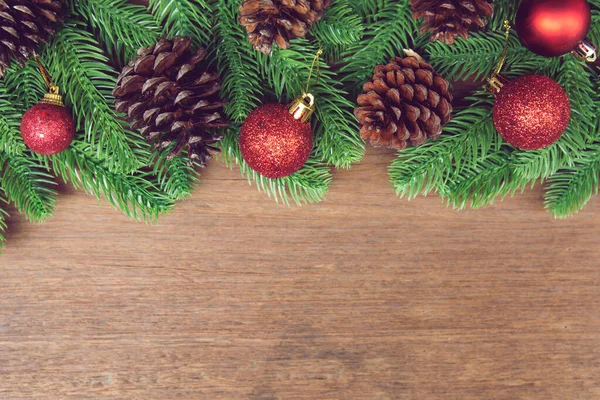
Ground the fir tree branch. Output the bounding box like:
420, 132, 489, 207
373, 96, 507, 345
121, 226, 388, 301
148, 0, 213, 46
425, 31, 555, 82
545, 143, 600, 218
389, 101, 499, 199
311, 0, 363, 62
152, 152, 198, 201
340, 0, 417, 94
3, 61, 46, 111
73, 0, 161, 68
44, 21, 145, 173
556, 57, 597, 140
349, 0, 388, 24
589, 1, 600, 46
215, 0, 264, 123
219, 126, 331, 205
0, 83, 28, 156
489, 0, 518, 31
0, 152, 57, 222
50, 142, 174, 221
444, 150, 522, 210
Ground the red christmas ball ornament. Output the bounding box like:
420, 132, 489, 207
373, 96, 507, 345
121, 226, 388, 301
21, 102, 75, 155
239, 96, 314, 178
20, 56, 75, 155
492, 74, 570, 150
515, 0, 591, 57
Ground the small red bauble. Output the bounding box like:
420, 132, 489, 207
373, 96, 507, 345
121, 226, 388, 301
239, 103, 313, 178
515, 0, 591, 57
20, 102, 75, 155
493, 74, 570, 150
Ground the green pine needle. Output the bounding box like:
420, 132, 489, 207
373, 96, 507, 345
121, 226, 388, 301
215, 0, 264, 123
389, 101, 499, 200
444, 150, 522, 210
148, 0, 213, 46
545, 143, 600, 219
50, 142, 173, 221
0, 83, 28, 156
73, 0, 161, 68
311, 0, 363, 62
425, 31, 557, 82
488, 0, 519, 31
340, 0, 417, 94
152, 152, 198, 201
3, 61, 47, 111
350, 0, 387, 23
0, 152, 57, 222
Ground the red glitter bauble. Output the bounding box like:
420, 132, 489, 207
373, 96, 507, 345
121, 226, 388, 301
239, 103, 313, 178
20, 102, 75, 155
515, 0, 591, 57
493, 74, 570, 150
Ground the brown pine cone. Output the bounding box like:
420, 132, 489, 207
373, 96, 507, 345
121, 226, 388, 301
113, 37, 229, 166
239, 0, 332, 54
411, 0, 494, 44
354, 56, 453, 150
0, 0, 62, 76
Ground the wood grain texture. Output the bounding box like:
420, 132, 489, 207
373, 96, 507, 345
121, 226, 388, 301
1, 147, 599, 399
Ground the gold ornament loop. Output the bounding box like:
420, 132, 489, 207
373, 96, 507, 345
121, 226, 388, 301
305, 48, 323, 94
34, 53, 64, 106
487, 20, 512, 95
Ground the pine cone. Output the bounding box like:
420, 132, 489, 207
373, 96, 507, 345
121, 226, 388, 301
113, 37, 229, 166
239, 0, 331, 54
411, 0, 494, 44
354, 56, 453, 150
0, 0, 62, 76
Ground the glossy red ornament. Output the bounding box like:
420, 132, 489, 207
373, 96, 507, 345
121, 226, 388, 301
20, 102, 75, 155
239, 103, 313, 178
515, 0, 591, 57
493, 74, 570, 150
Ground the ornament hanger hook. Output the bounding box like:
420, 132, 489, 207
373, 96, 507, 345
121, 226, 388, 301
487, 20, 512, 95
33, 53, 59, 94
33, 53, 64, 106
305, 48, 323, 94
492, 20, 511, 78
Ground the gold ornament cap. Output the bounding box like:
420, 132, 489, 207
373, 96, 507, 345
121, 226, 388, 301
41, 86, 64, 107
571, 37, 598, 62
289, 93, 315, 123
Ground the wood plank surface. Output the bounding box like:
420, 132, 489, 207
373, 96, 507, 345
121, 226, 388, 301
1, 146, 599, 399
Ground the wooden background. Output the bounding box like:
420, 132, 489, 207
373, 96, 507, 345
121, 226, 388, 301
1, 146, 599, 399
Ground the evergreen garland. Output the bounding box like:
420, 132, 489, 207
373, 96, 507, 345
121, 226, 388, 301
0, 0, 598, 249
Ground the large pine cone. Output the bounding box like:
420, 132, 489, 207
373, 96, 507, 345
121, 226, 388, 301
355, 56, 453, 150
113, 37, 229, 166
0, 0, 62, 76
411, 0, 494, 44
239, 0, 331, 54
